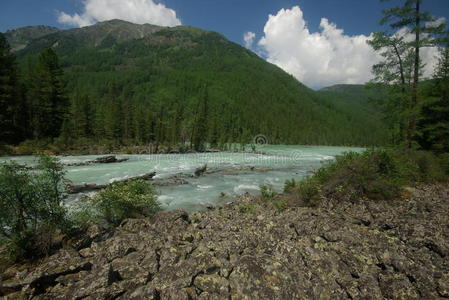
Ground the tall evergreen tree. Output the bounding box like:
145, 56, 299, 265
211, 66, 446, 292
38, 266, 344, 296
370, 0, 445, 147
0, 33, 24, 144
191, 85, 209, 151
417, 42, 449, 152
27, 49, 69, 139
71, 94, 94, 138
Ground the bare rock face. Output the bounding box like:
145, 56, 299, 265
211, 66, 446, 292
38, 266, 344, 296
1, 184, 449, 299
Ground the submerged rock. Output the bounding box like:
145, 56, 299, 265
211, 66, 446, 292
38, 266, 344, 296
64, 155, 128, 167
1, 184, 449, 299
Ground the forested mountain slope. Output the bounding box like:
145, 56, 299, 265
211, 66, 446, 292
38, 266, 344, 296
318, 84, 389, 144
7, 20, 388, 147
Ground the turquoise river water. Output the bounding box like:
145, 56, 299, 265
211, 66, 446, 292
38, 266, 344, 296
0, 145, 364, 211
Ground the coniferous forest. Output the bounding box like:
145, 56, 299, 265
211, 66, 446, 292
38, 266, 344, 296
1, 21, 391, 154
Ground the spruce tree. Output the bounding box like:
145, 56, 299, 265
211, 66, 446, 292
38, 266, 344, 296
417, 44, 449, 152
28, 49, 69, 139
0, 33, 22, 144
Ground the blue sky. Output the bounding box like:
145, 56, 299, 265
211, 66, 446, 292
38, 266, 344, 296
1, 0, 448, 88
2, 0, 448, 44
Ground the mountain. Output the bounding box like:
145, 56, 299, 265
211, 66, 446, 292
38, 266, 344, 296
318, 84, 387, 114
4, 25, 60, 51
6, 20, 388, 147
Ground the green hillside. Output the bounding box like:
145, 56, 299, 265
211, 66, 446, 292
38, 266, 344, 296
7, 20, 388, 148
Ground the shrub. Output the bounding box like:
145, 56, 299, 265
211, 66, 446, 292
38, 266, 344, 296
285, 148, 448, 206
0, 144, 13, 156
283, 179, 297, 193
260, 184, 276, 201
296, 177, 321, 207
272, 199, 289, 212
438, 153, 449, 175
403, 149, 446, 182
86, 179, 160, 226
0, 156, 68, 260
239, 203, 256, 214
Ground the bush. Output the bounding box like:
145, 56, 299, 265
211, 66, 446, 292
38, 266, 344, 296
272, 199, 289, 212
296, 177, 321, 207
260, 184, 276, 201
0, 156, 68, 260
438, 153, 449, 175
84, 179, 160, 226
285, 148, 448, 206
283, 179, 297, 193
239, 203, 256, 214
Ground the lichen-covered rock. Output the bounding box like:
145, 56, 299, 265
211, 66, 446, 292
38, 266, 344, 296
1, 184, 448, 299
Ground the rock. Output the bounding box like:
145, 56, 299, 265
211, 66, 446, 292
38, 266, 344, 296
438, 274, 449, 297
64, 155, 129, 167
2, 183, 449, 299
66, 172, 156, 194
193, 274, 229, 295
194, 164, 207, 177
93, 156, 126, 164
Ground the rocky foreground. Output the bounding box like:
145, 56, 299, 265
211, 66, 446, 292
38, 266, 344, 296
1, 184, 449, 299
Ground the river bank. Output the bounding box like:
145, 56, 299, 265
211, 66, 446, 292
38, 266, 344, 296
1, 183, 448, 299
0, 142, 267, 157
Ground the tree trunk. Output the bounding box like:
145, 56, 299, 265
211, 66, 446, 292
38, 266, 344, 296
408, 0, 421, 148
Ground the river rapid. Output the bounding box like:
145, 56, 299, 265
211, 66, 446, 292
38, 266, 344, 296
0, 145, 364, 211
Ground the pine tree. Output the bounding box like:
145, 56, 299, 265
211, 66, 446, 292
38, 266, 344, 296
191, 84, 209, 151
417, 43, 449, 152
27, 49, 69, 139
71, 94, 93, 138
0, 33, 23, 144
371, 0, 445, 147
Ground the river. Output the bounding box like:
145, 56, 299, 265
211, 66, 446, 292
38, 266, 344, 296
0, 145, 364, 211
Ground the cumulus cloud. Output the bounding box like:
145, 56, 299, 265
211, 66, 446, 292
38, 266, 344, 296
57, 0, 181, 27
257, 6, 440, 88
243, 31, 256, 49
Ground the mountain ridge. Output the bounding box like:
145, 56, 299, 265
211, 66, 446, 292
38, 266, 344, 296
6, 20, 388, 146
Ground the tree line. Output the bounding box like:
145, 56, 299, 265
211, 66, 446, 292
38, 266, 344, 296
0, 35, 68, 145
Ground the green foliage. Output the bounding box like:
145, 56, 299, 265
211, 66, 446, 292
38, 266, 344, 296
283, 178, 297, 194
272, 199, 289, 212
296, 177, 321, 207
260, 184, 276, 201
0, 33, 27, 144
239, 203, 256, 214
0, 155, 68, 260
417, 45, 449, 153
85, 179, 160, 226
27, 48, 69, 139
286, 148, 448, 206
369, 0, 446, 148
438, 153, 449, 175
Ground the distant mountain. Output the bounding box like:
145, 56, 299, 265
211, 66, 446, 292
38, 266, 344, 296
318, 84, 387, 112
4, 25, 60, 51
8, 20, 388, 146
320, 84, 366, 92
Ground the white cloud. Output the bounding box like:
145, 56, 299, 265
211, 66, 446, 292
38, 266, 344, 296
243, 31, 256, 49
426, 17, 446, 28
57, 0, 181, 28
257, 6, 440, 88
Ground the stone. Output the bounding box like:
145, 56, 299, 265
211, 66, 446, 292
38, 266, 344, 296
2, 183, 449, 299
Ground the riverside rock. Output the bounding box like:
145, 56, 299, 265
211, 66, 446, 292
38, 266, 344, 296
1, 184, 448, 299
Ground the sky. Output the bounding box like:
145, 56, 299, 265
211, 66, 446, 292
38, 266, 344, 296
1, 0, 449, 88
